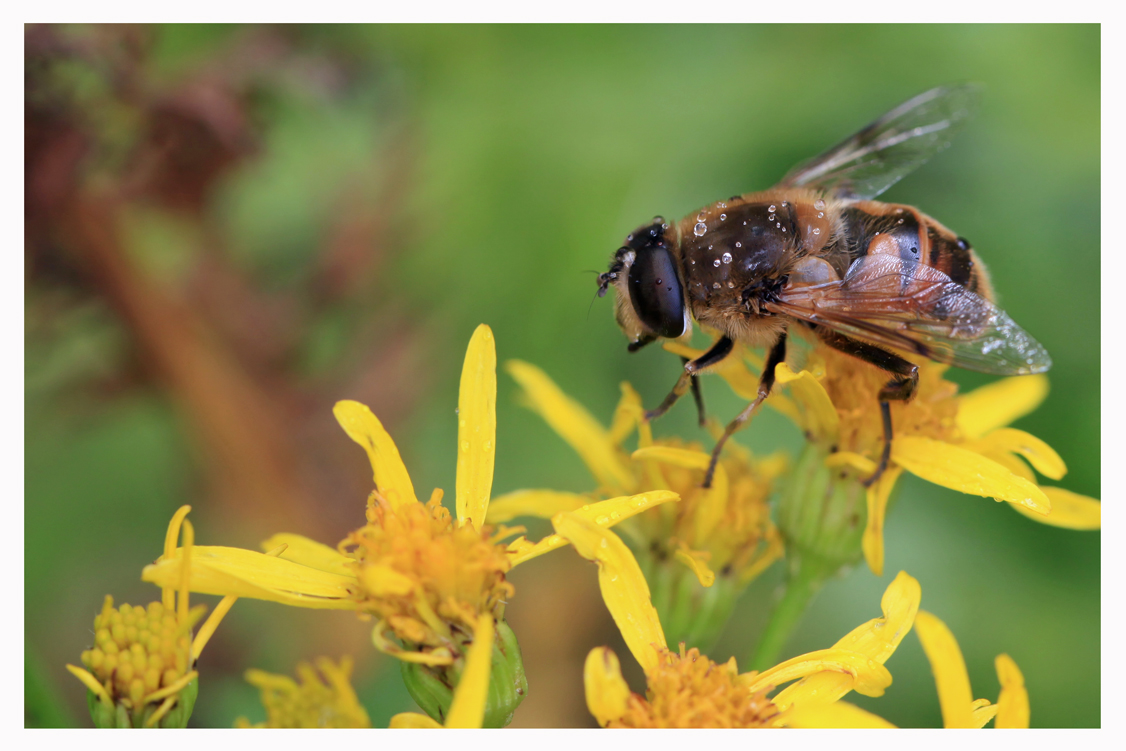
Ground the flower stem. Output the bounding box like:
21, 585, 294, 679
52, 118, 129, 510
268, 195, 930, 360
748, 558, 823, 671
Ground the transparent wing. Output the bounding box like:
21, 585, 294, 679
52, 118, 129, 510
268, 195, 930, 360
771, 255, 1051, 375
778, 84, 982, 201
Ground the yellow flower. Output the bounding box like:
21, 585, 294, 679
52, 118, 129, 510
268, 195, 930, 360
696, 340, 1100, 576
67, 506, 245, 728
236, 656, 371, 728
490, 361, 782, 647
555, 511, 921, 728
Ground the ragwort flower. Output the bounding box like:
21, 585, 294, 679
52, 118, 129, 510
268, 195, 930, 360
555, 510, 921, 728
142, 325, 678, 726
676, 339, 1101, 577
489, 361, 783, 649
236, 656, 371, 728
67, 506, 244, 728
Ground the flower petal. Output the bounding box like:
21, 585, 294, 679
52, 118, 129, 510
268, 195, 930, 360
914, 610, 975, 728
507, 490, 679, 567
862, 467, 903, 577
333, 400, 418, 508
775, 363, 840, 443
506, 360, 635, 493
1010, 486, 1101, 530
371, 622, 454, 665
957, 374, 1049, 439
584, 647, 631, 727
994, 653, 1030, 729
826, 451, 877, 476
456, 325, 497, 529
772, 571, 920, 710
631, 446, 728, 542
968, 428, 1067, 480
389, 712, 443, 728
260, 534, 355, 576
484, 490, 590, 524
783, 700, 897, 728
552, 513, 667, 672
742, 648, 892, 698
674, 545, 716, 587
445, 613, 494, 728
738, 530, 784, 585
142, 546, 356, 609
608, 382, 648, 447
893, 436, 1050, 514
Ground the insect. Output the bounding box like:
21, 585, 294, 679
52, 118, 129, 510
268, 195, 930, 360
597, 84, 1051, 488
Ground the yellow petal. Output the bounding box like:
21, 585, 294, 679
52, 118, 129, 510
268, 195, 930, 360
957, 374, 1049, 439
893, 436, 1050, 514
783, 700, 897, 728
552, 513, 667, 672
862, 467, 903, 577
826, 451, 877, 476
583, 647, 630, 727
456, 325, 497, 529
484, 490, 590, 524
1010, 486, 1101, 530
66, 664, 113, 709
972, 702, 1000, 729
968, 428, 1066, 480
773, 571, 920, 710
914, 610, 975, 728
142, 545, 356, 609
738, 530, 784, 585
371, 622, 454, 665
506, 360, 635, 493
359, 564, 416, 597
445, 613, 494, 728
631, 446, 728, 542
508, 490, 679, 567
333, 400, 418, 508
742, 648, 892, 698
608, 382, 646, 447
260, 534, 354, 576
775, 363, 839, 443
994, 654, 1030, 729
674, 545, 716, 587
389, 712, 443, 728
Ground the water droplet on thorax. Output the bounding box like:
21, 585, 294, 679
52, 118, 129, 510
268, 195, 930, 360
694, 222, 707, 237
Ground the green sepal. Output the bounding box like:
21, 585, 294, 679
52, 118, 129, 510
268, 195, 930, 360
86, 676, 198, 728
400, 619, 528, 728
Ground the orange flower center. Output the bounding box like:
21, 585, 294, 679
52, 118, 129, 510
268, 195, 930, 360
339, 492, 515, 647
611, 645, 780, 728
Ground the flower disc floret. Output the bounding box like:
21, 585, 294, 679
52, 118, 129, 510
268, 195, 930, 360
340, 492, 515, 648
612, 645, 780, 728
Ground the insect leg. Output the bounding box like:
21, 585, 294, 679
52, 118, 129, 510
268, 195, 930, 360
814, 329, 919, 487
645, 336, 734, 422
683, 356, 708, 427
703, 332, 787, 488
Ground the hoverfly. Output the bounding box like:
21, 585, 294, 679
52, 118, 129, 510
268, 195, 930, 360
597, 85, 1051, 488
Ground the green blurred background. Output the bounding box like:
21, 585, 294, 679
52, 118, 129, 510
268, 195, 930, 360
25, 24, 1099, 728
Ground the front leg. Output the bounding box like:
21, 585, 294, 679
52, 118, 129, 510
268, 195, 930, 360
815, 329, 919, 487
645, 336, 734, 422
703, 332, 787, 488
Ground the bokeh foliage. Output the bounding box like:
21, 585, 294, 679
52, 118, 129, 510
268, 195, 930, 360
26, 24, 1098, 728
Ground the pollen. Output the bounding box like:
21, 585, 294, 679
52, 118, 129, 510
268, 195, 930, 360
611, 645, 780, 728
79, 595, 203, 708
339, 492, 515, 647
815, 346, 960, 456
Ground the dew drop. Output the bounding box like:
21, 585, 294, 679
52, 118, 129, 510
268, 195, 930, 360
776, 222, 781, 228
713, 259, 721, 267
610, 511, 621, 521
697, 211, 707, 222
812, 227, 821, 235
897, 218, 905, 225
483, 440, 493, 451
735, 241, 741, 248
718, 201, 727, 209
768, 213, 776, 221
768, 204, 776, 212
600, 539, 609, 548
722, 252, 732, 264
694, 222, 707, 237
459, 419, 466, 428
817, 211, 824, 218
814, 199, 826, 210
461, 441, 470, 451
727, 281, 734, 288
720, 213, 727, 221
596, 515, 610, 525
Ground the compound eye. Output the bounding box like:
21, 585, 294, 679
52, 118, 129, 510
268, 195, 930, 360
627, 246, 686, 339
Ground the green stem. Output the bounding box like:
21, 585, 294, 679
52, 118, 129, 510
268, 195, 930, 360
748, 559, 823, 671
